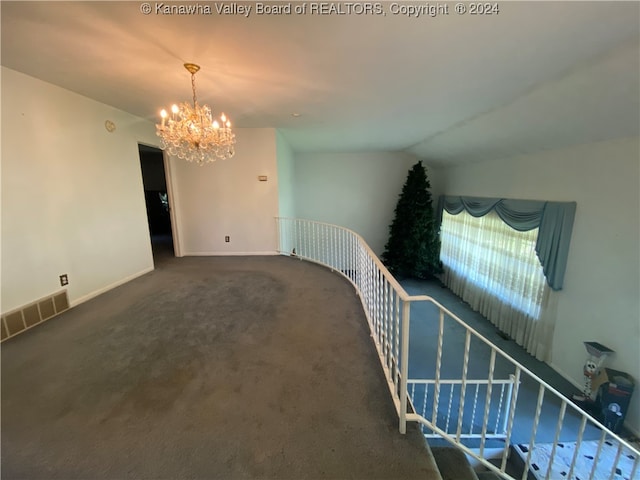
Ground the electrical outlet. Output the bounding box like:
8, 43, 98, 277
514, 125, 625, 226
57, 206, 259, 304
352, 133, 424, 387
59, 274, 69, 286
225, 236, 230, 243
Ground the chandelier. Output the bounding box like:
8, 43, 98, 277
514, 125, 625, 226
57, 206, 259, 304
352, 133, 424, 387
156, 63, 235, 165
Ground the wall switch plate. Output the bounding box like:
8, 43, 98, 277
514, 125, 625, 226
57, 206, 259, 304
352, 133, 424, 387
59, 274, 69, 286
225, 236, 230, 243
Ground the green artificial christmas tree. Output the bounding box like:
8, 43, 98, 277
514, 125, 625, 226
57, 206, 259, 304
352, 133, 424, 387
382, 161, 442, 279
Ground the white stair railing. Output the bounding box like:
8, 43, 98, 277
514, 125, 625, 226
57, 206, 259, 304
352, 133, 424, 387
276, 218, 640, 480
407, 376, 516, 439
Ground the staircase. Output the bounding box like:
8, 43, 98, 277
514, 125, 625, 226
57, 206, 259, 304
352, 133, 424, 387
431, 445, 532, 480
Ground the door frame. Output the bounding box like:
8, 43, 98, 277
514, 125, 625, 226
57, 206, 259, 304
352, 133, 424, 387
162, 149, 182, 257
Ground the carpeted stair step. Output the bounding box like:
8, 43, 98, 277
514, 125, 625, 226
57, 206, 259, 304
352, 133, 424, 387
475, 445, 535, 480
431, 447, 479, 480
475, 471, 502, 480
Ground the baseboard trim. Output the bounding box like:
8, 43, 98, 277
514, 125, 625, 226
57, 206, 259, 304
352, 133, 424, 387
70, 266, 154, 308
183, 251, 279, 256
549, 362, 584, 391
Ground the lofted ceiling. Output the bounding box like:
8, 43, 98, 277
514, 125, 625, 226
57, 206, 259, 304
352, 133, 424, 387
1, 1, 638, 165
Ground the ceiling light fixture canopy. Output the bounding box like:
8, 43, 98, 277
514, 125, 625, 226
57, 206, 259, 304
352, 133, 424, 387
156, 63, 235, 165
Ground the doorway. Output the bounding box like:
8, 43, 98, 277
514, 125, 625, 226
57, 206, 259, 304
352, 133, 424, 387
138, 144, 175, 263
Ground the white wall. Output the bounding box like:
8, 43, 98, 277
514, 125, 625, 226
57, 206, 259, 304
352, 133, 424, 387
293, 152, 427, 256
276, 131, 295, 219
1, 67, 157, 312
438, 137, 640, 433
170, 128, 279, 255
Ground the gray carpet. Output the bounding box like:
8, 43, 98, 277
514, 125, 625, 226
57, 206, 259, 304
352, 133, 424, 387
1, 256, 440, 480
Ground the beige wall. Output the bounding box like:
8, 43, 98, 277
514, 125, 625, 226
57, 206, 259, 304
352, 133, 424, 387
437, 136, 640, 433
293, 152, 426, 256
1, 67, 157, 312
169, 128, 279, 255
276, 131, 295, 219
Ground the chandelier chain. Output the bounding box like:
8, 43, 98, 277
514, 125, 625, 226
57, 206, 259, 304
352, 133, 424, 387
191, 73, 197, 107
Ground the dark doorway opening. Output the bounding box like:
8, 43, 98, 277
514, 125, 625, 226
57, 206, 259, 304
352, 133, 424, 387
138, 144, 174, 263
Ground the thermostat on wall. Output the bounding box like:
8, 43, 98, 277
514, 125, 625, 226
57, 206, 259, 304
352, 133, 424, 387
258, 175, 268, 181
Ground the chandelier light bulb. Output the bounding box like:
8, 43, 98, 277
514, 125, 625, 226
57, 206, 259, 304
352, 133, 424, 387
156, 63, 236, 165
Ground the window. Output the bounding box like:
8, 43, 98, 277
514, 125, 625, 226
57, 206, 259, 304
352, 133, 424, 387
440, 209, 547, 320
438, 196, 575, 361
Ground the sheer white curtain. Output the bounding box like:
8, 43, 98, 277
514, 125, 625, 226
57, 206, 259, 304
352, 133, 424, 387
440, 209, 556, 361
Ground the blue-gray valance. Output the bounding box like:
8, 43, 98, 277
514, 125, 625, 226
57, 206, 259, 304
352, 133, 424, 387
438, 196, 576, 291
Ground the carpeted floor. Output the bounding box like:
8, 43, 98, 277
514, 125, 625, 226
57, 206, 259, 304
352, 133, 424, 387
1, 255, 440, 480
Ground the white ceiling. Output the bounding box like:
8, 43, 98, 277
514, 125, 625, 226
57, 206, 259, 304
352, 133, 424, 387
2, 1, 639, 165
